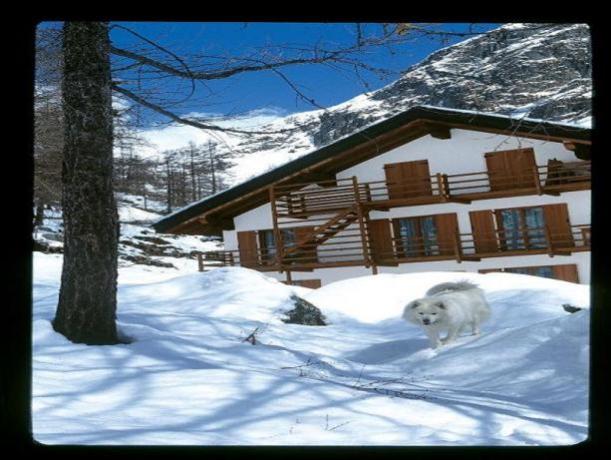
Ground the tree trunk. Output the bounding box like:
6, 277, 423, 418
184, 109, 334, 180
34, 201, 45, 227
165, 158, 173, 213
53, 22, 120, 345
209, 145, 217, 194
190, 145, 197, 201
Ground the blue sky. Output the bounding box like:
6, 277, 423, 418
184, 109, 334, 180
42, 22, 501, 125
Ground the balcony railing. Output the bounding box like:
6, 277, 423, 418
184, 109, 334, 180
197, 224, 590, 271
271, 160, 591, 216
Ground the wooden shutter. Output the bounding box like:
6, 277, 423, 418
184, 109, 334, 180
435, 213, 459, 256
543, 203, 573, 249
485, 148, 537, 191
552, 264, 579, 283
293, 226, 317, 263
237, 231, 259, 267
469, 210, 499, 254
368, 219, 394, 263
384, 160, 432, 199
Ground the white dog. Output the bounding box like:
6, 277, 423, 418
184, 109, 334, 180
402, 281, 491, 349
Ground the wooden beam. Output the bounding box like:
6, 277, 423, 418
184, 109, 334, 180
425, 122, 452, 139
563, 141, 591, 159
444, 121, 591, 145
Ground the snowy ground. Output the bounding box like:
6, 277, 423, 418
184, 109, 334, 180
32, 253, 590, 445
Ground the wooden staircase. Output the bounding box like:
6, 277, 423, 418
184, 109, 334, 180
282, 207, 360, 259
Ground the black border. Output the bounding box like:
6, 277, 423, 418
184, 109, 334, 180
6, 13, 609, 458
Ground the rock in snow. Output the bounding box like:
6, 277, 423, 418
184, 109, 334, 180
281, 294, 327, 326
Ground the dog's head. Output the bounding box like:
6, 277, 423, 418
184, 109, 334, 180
402, 298, 447, 327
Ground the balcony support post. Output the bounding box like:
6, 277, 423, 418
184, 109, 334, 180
269, 185, 285, 270
197, 252, 204, 272
533, 166, 543, 195
453, 229, 463, 263
544, 224, 555, 257
353, 176, 372, 269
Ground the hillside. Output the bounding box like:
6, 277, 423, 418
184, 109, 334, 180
33, 196, 222, 270
32, 260, 589, 445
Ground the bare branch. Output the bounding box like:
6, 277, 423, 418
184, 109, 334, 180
112, 84, 296, 135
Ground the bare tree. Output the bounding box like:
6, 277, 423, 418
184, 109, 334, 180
34, 27, 64, 226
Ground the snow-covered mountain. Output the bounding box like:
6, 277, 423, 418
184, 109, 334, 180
139, 23, 591, 186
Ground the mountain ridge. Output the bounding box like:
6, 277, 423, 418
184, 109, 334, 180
138, 22, 591, 187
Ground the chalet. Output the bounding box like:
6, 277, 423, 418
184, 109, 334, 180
152, 106, 591, 288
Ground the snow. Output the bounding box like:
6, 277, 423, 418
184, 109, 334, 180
32, 253, 589, 445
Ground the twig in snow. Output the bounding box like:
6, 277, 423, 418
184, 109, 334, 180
242, 327, 259, 345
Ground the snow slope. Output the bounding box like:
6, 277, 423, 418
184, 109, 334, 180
32, 255, 589, 445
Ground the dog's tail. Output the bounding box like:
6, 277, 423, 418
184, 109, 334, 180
426, 281, 479, 296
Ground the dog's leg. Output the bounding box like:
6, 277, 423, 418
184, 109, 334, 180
471, 319, 481, 336
424, 327, 441, 349
442, 326, 461, 345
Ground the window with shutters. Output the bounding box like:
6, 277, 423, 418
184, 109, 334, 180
392, 213, 458, 258
495, 206, 547, 251
258, 227, 319, 264
470, 203, 574, 255
394, 216, 438, 257
258, 228, 296, 262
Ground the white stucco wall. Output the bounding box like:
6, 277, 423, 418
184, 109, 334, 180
336, 129, 579, 183
222, 128, 590, 285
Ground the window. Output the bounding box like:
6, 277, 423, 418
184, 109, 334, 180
496, 206, 547, 250
394, 216, 438, 257
393, 213, 459, 258
258, 229, 296, 262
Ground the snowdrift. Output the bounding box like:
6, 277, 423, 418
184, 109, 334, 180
32, 254, 589, 445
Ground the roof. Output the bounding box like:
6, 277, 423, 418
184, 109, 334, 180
152, 105, 591, 234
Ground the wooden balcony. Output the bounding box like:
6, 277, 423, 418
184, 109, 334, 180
197, 224, 590, 272
197, 159, 590, 273
271, 160, 591, 216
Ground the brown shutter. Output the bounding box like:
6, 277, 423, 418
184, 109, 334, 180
469, 210, 499, 254
384, 160, 432, 199
293, 226, 317, 263
383, 163, 403, 200
543, 203, 573, 249
552, 264, 579, 283
485, 148, 537, 191
237, 231, 259, 267
368, 219, 394, 263
434, 213, 459, 256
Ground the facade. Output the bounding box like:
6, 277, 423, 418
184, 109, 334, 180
153, 106, 591, 287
